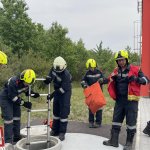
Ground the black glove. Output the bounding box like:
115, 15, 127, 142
47, 92, 55, 101
22, 101, 32, 109
98, 78, 104, 84
32, 92, 40, 98
14, 97, 23, 106
82, 84, 87, 89
25, 91, 40, 98
111, 75, 117, 81
136, 77, 145, 84
44, 76, 52, 84
128, 75, 137, 83
81, 81, 88, 89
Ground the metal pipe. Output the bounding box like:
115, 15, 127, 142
27, 85, 31, 150
29, 140, 47, 145
31, 94, 48, 97
47, 83, 51, 148
31, 109, 48, 112
35, 78, 45, 81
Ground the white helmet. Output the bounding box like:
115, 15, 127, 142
53, 56, 67, 72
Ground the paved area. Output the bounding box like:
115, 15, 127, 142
18, 97, 150, 150
22, 120, 127, 145
61, 133, 123, 150
135, 97, 150, 150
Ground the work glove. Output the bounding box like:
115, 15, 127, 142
81, 81, 88, 89
22, 101, 32, 109
136, 77, 147, 84
31, 92, 40, 98
14, 98, 32, 109
111, 75, 117, 81
47, 92, 55, 101
14, 97, 24, 106
98, 78, 104, 84
128, 75, 144, 84
44, 76, 52, 84
25, 91, 40, 98
128, 75, 137, 83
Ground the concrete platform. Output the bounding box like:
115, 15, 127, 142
21, 120, 127, 145
135, 97, 150, 150
61, 133, 123, 150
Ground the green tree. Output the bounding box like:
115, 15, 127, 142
44, 22, 70, 58
92, 41, 113, 72
66, 39, 88, 80
125, 46, 140, 65
0, 0, 37, 57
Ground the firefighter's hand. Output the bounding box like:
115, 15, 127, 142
128, 75, 137, 83
32, 92, 40, 98
136, 77, 147, 84
23, 102, 32, 109
82, 85, 87, 89
81, 81, 88, 89
111, 75, 117, 81
98, 78, 104, 84
47, 92, 55, 101
44, 76, 52, 84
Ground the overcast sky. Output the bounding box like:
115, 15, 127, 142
25, 0, 140, 51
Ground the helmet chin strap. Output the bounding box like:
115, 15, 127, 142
54, 68, 64, 73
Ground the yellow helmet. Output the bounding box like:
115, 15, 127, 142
20, 69, 36, 84
114, 50, 128, 60
86, 59, 97, 69
0, 51, 7, 65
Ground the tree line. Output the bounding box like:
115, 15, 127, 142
0, 0, 139, 86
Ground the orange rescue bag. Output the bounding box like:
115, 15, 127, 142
83, 82, 106, 114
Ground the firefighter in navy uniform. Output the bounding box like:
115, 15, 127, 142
81, 59, 108, 128
0, 69, 40, 144
0, 51, 8, 119
44, 56, 72, 141
103, 50, 149, 150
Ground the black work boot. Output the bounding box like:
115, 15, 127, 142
94, 122, 101, 128
123, 132, 134, 150
103, 129, 119, 147
50, 130, 59, 136
143, 121, 150, 136
89, 122, 95, 128
59, 133, 65, 141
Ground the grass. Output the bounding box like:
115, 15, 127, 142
0, 82, 115, 126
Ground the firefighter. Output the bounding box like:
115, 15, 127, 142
81, 59, 108, 128
103, 50, 149, 150
0, 69, 40, 144
44, 56, 72, 141
0, 51, 7, 119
